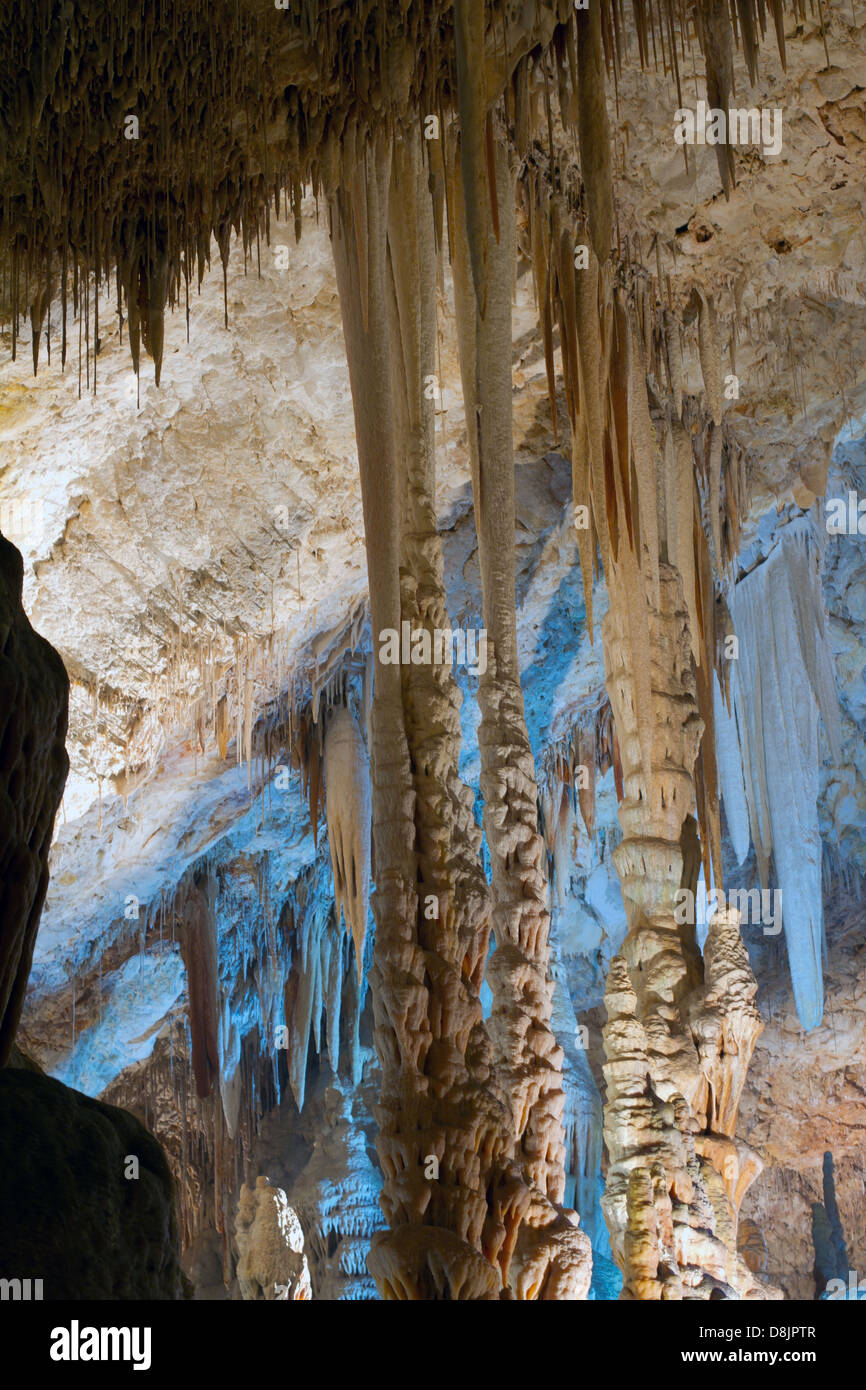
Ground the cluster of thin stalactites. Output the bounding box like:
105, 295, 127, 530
0, 0, 804, 386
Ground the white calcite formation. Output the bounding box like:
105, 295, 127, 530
726, 519, 842, 1031
235, 1177, 312, 1301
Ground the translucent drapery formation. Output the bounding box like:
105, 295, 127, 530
0, 534, 69, 1065
323, 703, 372, 981
727, 520, 841, 1030
713, 669, 751, 867
601, 565, 773, 1299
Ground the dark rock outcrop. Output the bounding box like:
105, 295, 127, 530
0, 1067, 188, 1299
0, 534, 68, 1065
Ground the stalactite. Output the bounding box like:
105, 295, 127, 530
628, 296, 660, 599
291, 712, 324, 846
177, 868, 219, 1100
453, 0, 489, 319
663, 308, 683, 419
574, 247, 609, 585
697, 289, 724, 427
667, 415, 700, 657
280, 864, 359, 1113
700, 0, 736, 195
1, 0, 799, 393
575, 1, 613, 262
323, 703, 371, 981
538, 702, 614, 864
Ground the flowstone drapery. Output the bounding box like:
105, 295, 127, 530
726, 520, 841, 1031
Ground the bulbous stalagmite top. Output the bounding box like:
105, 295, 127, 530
235, 1176, 312, 1300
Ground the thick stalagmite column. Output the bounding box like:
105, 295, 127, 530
601, 563, 772, 1298
332, 123, 588, 1299
332, 128, 516, 1300
450, 135, 568, 1211
448, 131, 590, 1297
0, 534, 69, 1066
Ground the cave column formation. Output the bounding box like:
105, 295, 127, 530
331, 126, 476, 1300
449, 133, 577, 1244
329, 111, 589, 1298
330, 124, 514, 1301
597, 368, 770, 1300
488, 0, 780, 1298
